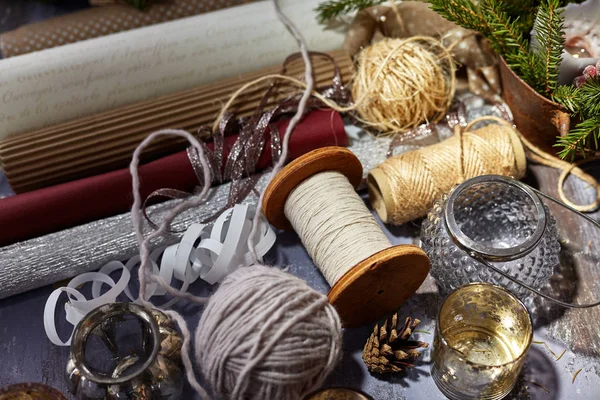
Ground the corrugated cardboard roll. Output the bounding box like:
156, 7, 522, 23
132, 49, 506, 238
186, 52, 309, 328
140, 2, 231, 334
0, 50, 353, 193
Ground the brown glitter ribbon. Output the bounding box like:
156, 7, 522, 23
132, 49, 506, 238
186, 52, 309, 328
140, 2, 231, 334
387, 100, 513, 157
143, 52, 350, 229
386, 100, 467, 157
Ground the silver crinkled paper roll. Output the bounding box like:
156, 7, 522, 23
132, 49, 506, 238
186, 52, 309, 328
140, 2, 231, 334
0, 177, 266, 300
0, 93, 506, 299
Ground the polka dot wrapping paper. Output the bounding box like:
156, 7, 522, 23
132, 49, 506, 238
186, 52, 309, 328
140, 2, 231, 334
0, 0, 257, 58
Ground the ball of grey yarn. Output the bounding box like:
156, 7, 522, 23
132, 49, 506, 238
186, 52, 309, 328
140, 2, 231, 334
195, 264, 343, 400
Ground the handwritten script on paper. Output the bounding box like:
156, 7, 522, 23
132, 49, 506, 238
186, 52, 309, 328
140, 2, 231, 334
0, 0, 345, 139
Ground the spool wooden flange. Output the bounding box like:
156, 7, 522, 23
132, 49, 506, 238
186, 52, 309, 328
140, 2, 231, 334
262, 146, 430, 327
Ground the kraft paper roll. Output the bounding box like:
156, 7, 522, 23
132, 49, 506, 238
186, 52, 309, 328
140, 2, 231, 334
0, 50, 353, 193
0, 0, 258, 58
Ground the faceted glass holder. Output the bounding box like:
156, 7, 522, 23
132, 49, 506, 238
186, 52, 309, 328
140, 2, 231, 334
421, 175, 560, 300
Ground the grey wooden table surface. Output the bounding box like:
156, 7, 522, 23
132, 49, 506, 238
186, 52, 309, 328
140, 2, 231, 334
1, 2, 600, 399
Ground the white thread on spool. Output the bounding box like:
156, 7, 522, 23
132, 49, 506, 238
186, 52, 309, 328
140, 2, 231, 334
262, 147, 430, 327
285, 171, 392, 285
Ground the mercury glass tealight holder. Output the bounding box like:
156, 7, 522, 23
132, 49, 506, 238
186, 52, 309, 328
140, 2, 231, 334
65, 303, 184, 400
431, 283, 533, 400
420, 175, 560, 301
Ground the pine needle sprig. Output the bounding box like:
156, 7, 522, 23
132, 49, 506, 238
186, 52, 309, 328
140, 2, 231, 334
554, 78, 600, 159
428, 0, 491, 35
480, 1, 527, 55
494, 0, 537, 33
552, 85, 580, 114
532, 0, 565, 96
578, 78, 600, 117
315, 0, 385, 23
555, 117, 600, 160
479, 0, 542, 89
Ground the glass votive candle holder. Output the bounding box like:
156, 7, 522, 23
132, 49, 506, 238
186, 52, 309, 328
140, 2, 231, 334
431, 283, 533, 400
421, 175, 560, 300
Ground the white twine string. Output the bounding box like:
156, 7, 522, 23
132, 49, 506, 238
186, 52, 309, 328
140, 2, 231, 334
285, 171, 392, 285
127, 1, 317, 398
44, 0, 319, 398
246, 0, 315, 262
130, 128, 212, 399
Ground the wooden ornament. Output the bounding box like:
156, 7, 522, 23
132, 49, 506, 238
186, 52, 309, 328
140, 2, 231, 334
262, 147, 430, 327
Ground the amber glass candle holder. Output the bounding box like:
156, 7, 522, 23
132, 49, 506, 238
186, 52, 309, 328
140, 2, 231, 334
431, 283, 533, 400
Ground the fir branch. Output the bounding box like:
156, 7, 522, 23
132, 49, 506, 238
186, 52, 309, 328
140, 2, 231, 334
554, 79, 600, 159
514, 14, 537, 39
532, 0, 565, 96
515, 53, 546, 92
478, 0, 542, 89
480, 0, 529, 56
556, 117, 600, 160
552, 85, 580, 114
578, 78, 600, 117
428, 0, 491, 35
315, 0, 386, 23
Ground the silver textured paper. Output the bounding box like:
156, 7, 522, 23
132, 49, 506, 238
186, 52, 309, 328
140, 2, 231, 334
0, 177, 266, 300
0, 93, 501, 299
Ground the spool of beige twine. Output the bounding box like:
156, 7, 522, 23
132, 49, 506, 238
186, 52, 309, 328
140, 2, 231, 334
368, 118, 527, 225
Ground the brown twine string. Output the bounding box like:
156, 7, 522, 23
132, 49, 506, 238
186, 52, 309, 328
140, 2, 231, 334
516, 129, 600, 212
470, 116, 599, 212
200, 38, 596, 215
143, 52, 350, 230
368, 117, 527, 225
214, 36, 455, 136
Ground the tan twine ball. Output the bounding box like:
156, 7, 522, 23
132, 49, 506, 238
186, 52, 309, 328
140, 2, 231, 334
351, 37, 456, 135
212, 37, 455, 138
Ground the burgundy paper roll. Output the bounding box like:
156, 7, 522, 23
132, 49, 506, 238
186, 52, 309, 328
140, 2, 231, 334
0, 109, 346, 246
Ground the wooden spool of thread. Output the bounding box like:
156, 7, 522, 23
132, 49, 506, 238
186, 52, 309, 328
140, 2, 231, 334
368, 121, 527, 225
262, 147, 430, 327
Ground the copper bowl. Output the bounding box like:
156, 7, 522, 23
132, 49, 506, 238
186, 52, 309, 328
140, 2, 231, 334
499, 57, 571, 156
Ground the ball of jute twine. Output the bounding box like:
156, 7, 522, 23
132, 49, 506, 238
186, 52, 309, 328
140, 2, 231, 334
368, 117, 527, 225
213, 36, 456, 137
351, 37, 456, 135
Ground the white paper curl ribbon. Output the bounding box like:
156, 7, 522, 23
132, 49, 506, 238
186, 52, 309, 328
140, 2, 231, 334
44, 204, 276, 346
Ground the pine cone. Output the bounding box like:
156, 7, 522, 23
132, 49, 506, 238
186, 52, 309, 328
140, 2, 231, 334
362, 313, 429, 374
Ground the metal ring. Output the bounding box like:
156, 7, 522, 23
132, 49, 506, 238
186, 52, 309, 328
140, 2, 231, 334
70, 303, 160, 385
444, 175, 547, 261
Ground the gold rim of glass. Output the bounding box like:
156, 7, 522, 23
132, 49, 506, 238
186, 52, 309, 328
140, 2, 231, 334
436, 282, 533, 369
